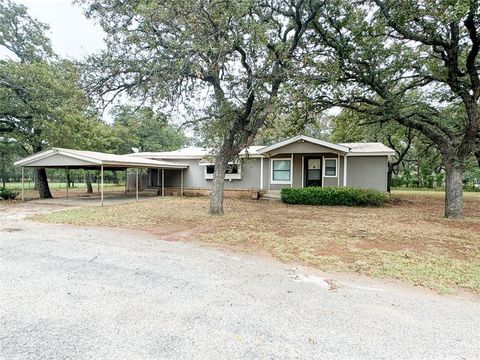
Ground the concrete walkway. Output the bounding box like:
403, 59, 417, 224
1, 202, 479, 359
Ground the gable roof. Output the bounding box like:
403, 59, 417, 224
127, 137, 395, 161
14, 148, 189, 169
257, 135, 350, 154
129, 146, 265, 160
340, 142, 396, 156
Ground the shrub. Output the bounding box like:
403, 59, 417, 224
281, 187, 389, 207
0, 187, 18, 200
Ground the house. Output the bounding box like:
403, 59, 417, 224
129, 135, 395, 197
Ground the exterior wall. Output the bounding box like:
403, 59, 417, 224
267, 153, 346, 189
140, 154, 389, 194
323, 154, 343, 187
163, 158, 263, 190
346, 156, 388, 191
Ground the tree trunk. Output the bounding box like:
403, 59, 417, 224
34, 168, 52, 198
86, 171, 93, 194
209, 154, 229, 215
66, 171, 71, 188
1, 152, 6, 188
444, 162, 464, 218
387, 164, 393, 193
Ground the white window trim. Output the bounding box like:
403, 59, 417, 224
323, 157, 338, 178
204, 163, 242, 180
270, 158, 292, 184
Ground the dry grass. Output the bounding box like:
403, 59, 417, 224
4, 185, 127, 202
35, 191, 480, 294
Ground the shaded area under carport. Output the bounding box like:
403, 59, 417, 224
14, 148, 188, 206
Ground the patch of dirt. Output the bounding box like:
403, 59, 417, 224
315, 245, 357, 264
389, 197, 414, 205
354, 237, 423, 253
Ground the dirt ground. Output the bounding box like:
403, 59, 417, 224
31, 191, 480, 294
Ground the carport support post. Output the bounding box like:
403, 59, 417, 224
100, 165, 104, 206
135, 168, 139, 200
161, 169, 165, 197
66, 167, 69, 198
21, 167, 24, 202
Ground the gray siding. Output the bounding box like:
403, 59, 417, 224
170, 158, 262, 189
151, 154, 388, 192
347, 156, 388, 191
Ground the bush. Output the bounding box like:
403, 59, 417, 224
281, 187, 389, 207
0, 187, 18, 200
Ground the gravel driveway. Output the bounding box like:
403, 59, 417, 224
1, 202, 479, 359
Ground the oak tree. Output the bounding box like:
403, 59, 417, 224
79, 0, 322, 214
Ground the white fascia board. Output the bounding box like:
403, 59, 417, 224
102, 162, 188, 169
13, 149, 60, 166
257, 135, 349, 154
347, 152, 396, 156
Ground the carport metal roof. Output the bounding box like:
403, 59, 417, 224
14, 148, 188, 205
14, 148, 188, 169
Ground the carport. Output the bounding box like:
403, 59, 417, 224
14, 148, 188, 205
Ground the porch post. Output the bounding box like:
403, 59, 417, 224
21, 166, 24, 202
260, 157, 264, 190
290, 153, 293, 188
337, 154, 340, 187
180, 169, 184, 196
343, 154, 347, 187
100, 165, 104, 206
301, 156, 304, 188
135, 168, 139, 200
157, 169, 160, 187
161, 169, 165, 197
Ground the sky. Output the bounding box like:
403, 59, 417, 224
13, 0, 105, 59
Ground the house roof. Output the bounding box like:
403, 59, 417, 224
129, 146, 265, 160
339, 142, 396, 156
14, 148, 189, 169
128, 136, 395, 161
257, 135, 350, 154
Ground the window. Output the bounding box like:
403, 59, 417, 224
204, 164, 241, 179
272, 159, 291, 183
324, 158, 337, 177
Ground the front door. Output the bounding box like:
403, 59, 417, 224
305, 157, 322, 187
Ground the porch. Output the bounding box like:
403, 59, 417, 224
258, 137, 349, 190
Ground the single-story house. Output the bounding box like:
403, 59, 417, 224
129, 135, 395, 197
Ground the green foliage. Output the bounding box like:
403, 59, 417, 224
0, 1, 109, 155
108, 105, 188, 154
0, 187, 17, 200
281, 187, 389, 207
80, 0, 321, 153
0, 0, 53, 62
